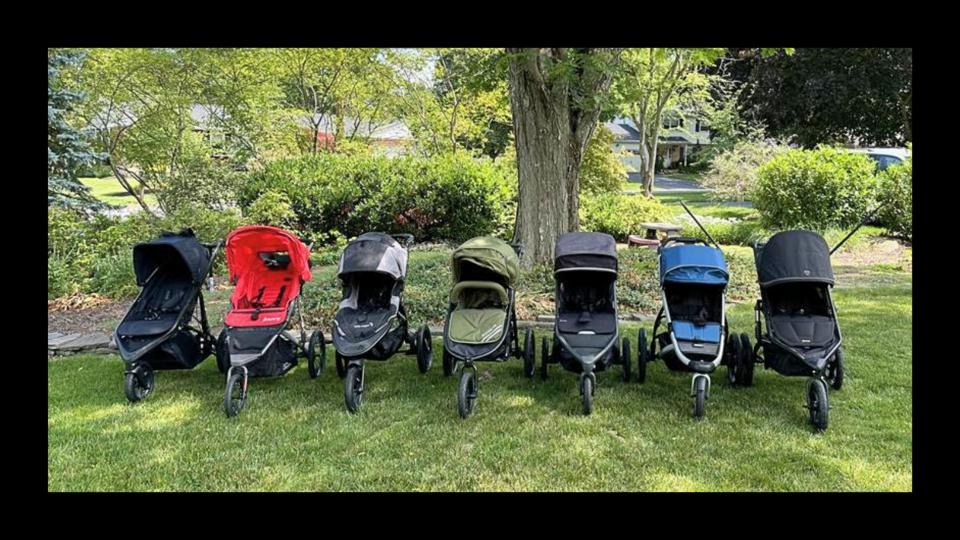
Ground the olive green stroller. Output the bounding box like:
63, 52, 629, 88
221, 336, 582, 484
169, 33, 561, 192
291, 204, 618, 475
441, 236, 533, 418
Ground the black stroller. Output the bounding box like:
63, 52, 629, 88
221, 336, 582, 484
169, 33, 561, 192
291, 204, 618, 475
540, 232, 631, 415
114, 229, 220, 403
751, 230, 845, 431
441, 236, 532, 418
331, 232, 432, 413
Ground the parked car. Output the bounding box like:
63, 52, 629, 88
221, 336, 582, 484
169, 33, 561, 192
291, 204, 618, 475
847, 147, 910, 171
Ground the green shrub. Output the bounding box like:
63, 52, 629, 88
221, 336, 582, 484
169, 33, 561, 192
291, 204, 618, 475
244, 190, 297, 229
579, 194, 669, 241
876, 158, 912, 240
580, 126, 627, 195
701, 140, 789, 202
155, 133, 245, 213
754, 146, 878, 231
48, 256, 76, 300
89, 253, 139, 298
680, 220, 765, 247
237, 153, 514, 243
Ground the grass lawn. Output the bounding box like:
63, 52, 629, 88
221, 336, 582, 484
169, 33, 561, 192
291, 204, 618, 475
80, 177, 157, 208
48, 267, 911, 491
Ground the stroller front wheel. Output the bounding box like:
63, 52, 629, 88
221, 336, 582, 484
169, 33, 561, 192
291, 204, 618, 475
457, 367, 477, 419
807, 378, 829, 432
224, 370, 247, 418
692, 375, 708, 420
344, 364, 364, 413
124, 364, 154, 403
621, 338, 631, 382
580, 374, 593, 416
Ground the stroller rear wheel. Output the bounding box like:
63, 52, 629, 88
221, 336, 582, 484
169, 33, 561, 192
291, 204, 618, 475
335, 351, 346, 379
458, 367, 477, 418
442, 348, 454, 377
826, 348, 844, 390
725, 333, 741, 386
215, 330, 229, 375
739, 333, 754, 387
807, 378, 829, 432
124, 364, 154, 403
344, 364, 364, 413
416, 325, 433, 374
224, 370, 247, 418
307, 330, 326, 379
580, 374, 594, 416
522, 328, 535, 378
636, 328, 648, 384
540, 337, 549, 380
621, 338, 631, 382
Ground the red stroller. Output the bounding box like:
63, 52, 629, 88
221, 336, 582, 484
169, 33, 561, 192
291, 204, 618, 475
215, 225, 325, 417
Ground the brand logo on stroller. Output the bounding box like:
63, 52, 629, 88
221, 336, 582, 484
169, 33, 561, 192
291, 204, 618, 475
803, 269, 811, 276
354, 322, 374, 328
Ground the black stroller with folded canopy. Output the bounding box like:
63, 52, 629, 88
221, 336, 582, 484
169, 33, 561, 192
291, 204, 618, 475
540, 232, 631, 415
114, 229, 220, 403
751, 230, 845, 432
332, 232, 432, 413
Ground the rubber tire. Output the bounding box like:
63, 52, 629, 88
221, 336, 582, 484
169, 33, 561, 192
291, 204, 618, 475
522, 328, 535, 378
442, 348, 454, 377
636, 328, 648, 384
808, 378, 829, 432
416, 326, 433, 374
581, 376, 593, 416
739, 333, 755, 387
458, 368, 477, 419
124, 365, 154, 403
335, 351, 346, 379
344, 364, 363, 413
215, 330, 229, 375
540, 336, 549, 380
224, 370, 246, 418
621, 338, 631, 382
693, 376, 707, 420
726, 333, 741, 386
307, 331, 325, 379
826, 347, 844, 390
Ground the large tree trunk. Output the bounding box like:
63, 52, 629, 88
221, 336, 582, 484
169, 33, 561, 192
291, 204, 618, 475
509, 66, 572, 264
507, 48, 619, 266
642, 137, 659, 197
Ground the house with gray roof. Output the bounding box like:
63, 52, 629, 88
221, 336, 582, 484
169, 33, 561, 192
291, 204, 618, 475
605, 110, 712, 171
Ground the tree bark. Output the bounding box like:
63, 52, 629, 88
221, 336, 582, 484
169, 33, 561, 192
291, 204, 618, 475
507, 48, 620, 266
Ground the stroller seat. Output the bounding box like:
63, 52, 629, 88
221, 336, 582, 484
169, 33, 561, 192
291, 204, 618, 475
769, 314, 836, 348
448, 281, 508, 344
671, 320, 722, 343
117, 315, 179, 337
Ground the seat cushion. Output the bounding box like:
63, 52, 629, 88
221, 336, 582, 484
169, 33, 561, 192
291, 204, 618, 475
770, 314, 835, 347
448, 308, 507, 344
335, 306, 397, 341
557, 311, 617, 335
117, 316, 178, 337
671, 321, 722, 343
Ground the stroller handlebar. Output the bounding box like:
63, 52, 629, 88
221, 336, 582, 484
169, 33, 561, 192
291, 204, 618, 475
661, 237, 709, 248
391, 233, 415, 247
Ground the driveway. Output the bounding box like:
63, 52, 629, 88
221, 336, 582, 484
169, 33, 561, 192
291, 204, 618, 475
626, 172, 708, 193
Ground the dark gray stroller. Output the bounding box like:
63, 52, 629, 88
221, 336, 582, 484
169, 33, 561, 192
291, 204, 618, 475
539, 232, 631, 415
751, 230, 845, 431
331, 232, 432, 413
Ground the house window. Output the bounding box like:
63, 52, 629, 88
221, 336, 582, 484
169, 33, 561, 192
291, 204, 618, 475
663, 116, 682, 129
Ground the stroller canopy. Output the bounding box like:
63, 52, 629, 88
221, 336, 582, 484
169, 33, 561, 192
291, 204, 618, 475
225, 225, 312, 285
555, 232, 618, 274
452, 236, 519, 285
338, 232, 408, 280
133, 229, 211, 286
757, 230, 834, 287
660, 244, 728, 286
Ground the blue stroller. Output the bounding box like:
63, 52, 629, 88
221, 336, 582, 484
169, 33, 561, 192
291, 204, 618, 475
637, 204, 752, 419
